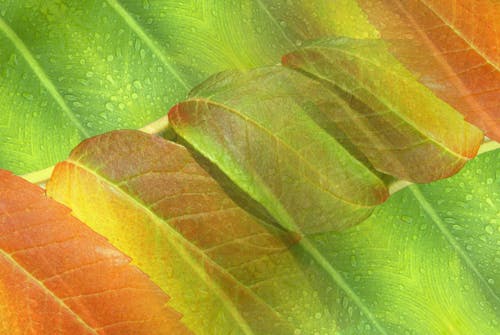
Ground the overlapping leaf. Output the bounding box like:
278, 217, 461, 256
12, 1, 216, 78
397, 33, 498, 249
357, 0, 500, 140
283, 37, 484, 182
46, 130, 337, 335
169, 66, 389, 233
46, 129, 500, 334
0, 170, 191, 335
0, 0, 375, 175
291, 148, 500, 334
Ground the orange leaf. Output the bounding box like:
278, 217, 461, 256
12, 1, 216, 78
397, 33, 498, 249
358, 0, 500, 140
0, 170, 191, 335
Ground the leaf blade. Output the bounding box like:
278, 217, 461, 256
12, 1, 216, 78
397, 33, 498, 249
47, 130, 336, 335
357, 0, 500, 140
170, 66, 389, 233
282, 37, 484, 182
0, 170, 191, 335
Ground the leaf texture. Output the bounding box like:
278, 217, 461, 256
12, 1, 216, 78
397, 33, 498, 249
292, 148, 500, 334
357, 0, 500, 140
0, 0, 375, 175
0, 170, 191, 335
282, 37, 484, 182
169, 66, 389, 233
47, 130, 500, 334
46, 130, 337, 335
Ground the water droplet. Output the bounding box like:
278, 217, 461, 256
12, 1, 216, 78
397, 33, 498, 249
400, 215, 412, 223
133, 80, 143, 89
105, 102, 114, 111
22, 93, 33, 100
314, 312, 321, 319
485, 225, 494, 235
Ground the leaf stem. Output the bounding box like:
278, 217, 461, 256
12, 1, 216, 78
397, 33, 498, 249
20, 134, 500, 187
138, 115, 169, 135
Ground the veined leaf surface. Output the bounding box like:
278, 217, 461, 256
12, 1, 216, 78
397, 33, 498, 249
169, 66, 389, 233
46, 130, 336, 335
47, 130, 500, 333
357, 0, 500, 140
0, 170, 191, 335
283, 37, 484, 182
291, 148, 500, 334
0, 0, 375, 175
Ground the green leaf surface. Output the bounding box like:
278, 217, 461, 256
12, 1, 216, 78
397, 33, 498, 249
282, 37, 484, 182
169, 66, 389, 233
0, 0, 375, 175
292, 148, 500, 334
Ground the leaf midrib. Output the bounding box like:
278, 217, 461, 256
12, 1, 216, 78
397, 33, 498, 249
416, 0, 499, 72
0, 16, 90, 138
104, 0, 190, 90
298, 238, 389, 335
0, 248, 98, 335
65, 158, 291, 335
409, 185, 500, 304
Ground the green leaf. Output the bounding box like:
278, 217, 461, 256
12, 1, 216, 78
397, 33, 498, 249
356, 0, 500, 141
169, 66, 389, 233
292, 148, 500, 334
282, 37, 484, 182
0, 0, 375, 175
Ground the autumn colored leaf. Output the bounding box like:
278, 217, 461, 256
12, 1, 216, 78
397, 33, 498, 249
0, 0, 375, 176
282, 37, 484, 182
46, 130, 337, 335
0, 170, 191, 335
357, 0, 500, 140
169, 66, 389, 233
46, 130, 500, 334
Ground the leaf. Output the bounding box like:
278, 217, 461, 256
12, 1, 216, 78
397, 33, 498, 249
169, 66, 389, 233
290, 148, 500, 334
282, 37, 484, 182
0, 0, 374, 175
0, 170, 191, 335
46, 130, 337, 335
47, 130, 500, 334
356, 0, 500, 140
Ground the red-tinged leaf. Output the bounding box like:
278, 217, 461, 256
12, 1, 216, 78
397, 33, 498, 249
358, 0, 500, 140
169, 67, 389, 233
47, 130, 340, 334
282, 38, 484, 182
0, 170, 191, 335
